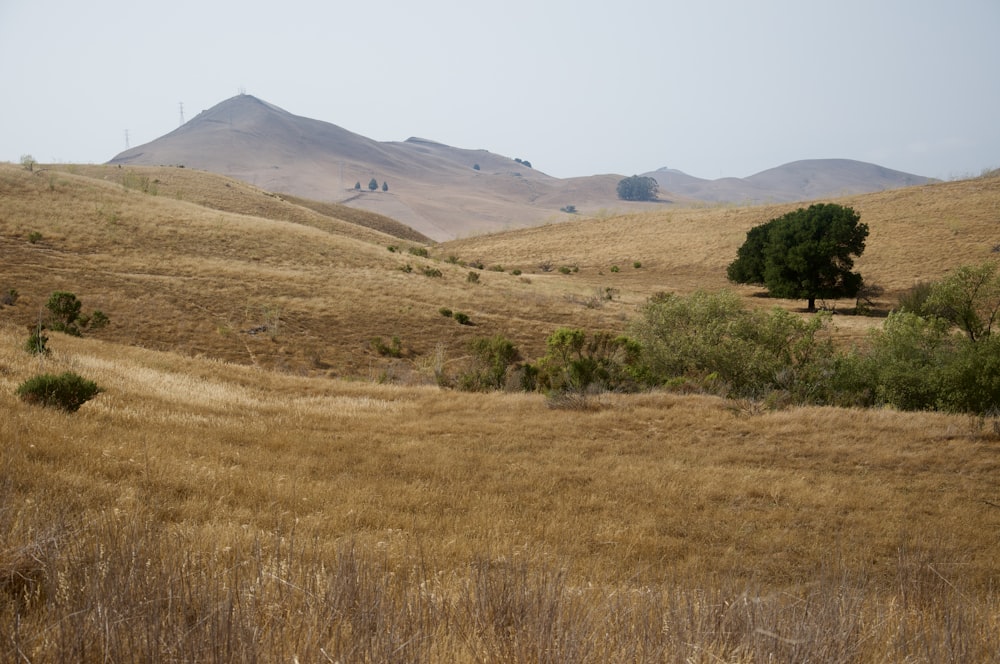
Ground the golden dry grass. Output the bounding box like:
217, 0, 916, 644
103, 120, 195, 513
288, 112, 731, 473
2, 164, 1000, 660
1, 324, 998, 660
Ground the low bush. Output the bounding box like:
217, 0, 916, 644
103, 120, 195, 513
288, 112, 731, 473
44, 291, 109, 336
16, 372, 101, 412
439, 307, 453, 318
452, 312, 471, 325
370, 336, 403, 358
466, 272, 480, 284
629, 290, 838, 402
457, 335, 520, 391
24, 329, 49, 356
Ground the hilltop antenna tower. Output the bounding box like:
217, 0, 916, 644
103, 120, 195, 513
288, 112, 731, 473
179, 102, 185, 126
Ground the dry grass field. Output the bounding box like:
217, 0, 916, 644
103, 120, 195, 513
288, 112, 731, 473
1, 163, 999, 661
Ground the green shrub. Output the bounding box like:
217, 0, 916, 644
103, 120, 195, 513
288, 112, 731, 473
370, 336, 403, 358
860, 311, 1000, 413
408, 247, 429, 258
43, 291, 109, 336
24, 330, 49, 355
452, 312, 471, 325
466, 272, 480, 284
633, 261, 642, 269
46, 291, 83, 335
439, 307, 453, 318
558, 266, 572, 275
536, 328, 642, 394
27, 232, 43, 244
421, 267, 443, 278
511, 269, 522, 276
87, 310, 110, 330
629, 290, 837, 401
458, 334, 520, 391
896, 281, 934, 315
16, 372, 101, 412
1, 288, 17, 306
610, 265, 620, 273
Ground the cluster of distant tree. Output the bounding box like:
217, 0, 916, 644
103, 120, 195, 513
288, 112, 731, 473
354, 178, 388, 192
616, 175, 658, 201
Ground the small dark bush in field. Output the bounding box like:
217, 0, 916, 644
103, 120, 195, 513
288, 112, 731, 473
511, 269, 522, 276
453, 312, 471, 325
24, 330, 49, 355
46, 291, 83, 335
467, 272, 480, 284
408, 247, 429, 257
458, 334, 520, 391
558, 266, 572, 275
633, 261, 642, 269
387, 245, 398, 253
43, 292, 110, 336
610, 265, 620, 273
370, 336, 403, 358
1, 288, 17, 306
16, 372, 101, 412
439, 307, 453, 318
421, 266, 443, 278
28, 232, 43, 244
897, 281, 934, 315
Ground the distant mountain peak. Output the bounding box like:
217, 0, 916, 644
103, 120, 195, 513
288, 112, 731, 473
106, 94, 935, 240
643, 159, 932, 204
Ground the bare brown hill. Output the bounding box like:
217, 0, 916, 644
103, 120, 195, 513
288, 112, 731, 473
644, 159, 934, 204
109, 95, 634, 240
3, 162, 998, 377
108, 95, 930, 240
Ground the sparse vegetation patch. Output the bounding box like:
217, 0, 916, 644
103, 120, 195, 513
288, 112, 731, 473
16, 372, 101, 412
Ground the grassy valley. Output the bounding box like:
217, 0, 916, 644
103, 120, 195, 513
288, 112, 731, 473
1, 163, 999, 660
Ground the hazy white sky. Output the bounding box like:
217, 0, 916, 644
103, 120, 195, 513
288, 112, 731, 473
1, 0, 997, 180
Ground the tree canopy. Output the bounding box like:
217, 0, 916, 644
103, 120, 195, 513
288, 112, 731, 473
616, 175, 658, 201
727, 203, 869, 311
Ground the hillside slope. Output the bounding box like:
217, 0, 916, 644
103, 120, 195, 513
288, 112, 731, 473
107, 95, 931, 240
3, 164, 998, 377
109, 95, 628, 240
644, 159, 934, 204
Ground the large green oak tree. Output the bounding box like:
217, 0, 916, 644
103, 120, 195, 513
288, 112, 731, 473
727, 203, 869, 311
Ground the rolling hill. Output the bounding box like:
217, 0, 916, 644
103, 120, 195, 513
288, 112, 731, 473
644, 159, 934, 204
2, 162, 997, 375
2, 163, 999, 659
108, 94, 933, 240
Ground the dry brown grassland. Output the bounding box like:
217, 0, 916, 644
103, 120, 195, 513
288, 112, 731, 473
1, 164, 999, 660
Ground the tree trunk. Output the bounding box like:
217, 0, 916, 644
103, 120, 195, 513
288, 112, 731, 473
807, 296, 816, 311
